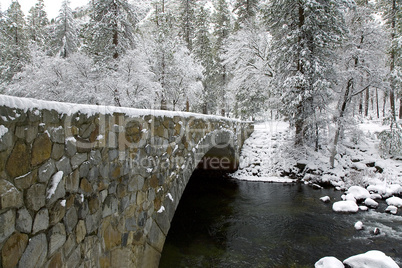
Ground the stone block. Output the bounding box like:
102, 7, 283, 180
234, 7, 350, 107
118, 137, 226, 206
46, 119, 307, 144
64, 207, 78, 234
31, 133, 52, 166
101, 219, 121, 251
66, 169, 79, 193
49, 126, 65, 143
89, 150, 102, 166
26, 183, 46, 211
16, 208, 32, 233
56, 156, 72, 175
71, 153, 87, 169
102, 196, 118, 218
18, 233, 48, 268
45, 252, 62, 268
6, 140, 31, 178
85, 209, 101, 235
0, 179, 23, 209
49, 200, 66, 226
75, 220, 86, 244
32, 208, 49, 234
79, 161, 90, 178
48, 223, 66, 256
66, 246, 81, 268
38, 159, 56, 183
1, 232, 28, 268
80, 178, 92, 194
65, 138, 77, 157
88, 194, 100, 214
0, 131, 13, 152
51, 143, 64, 160
46, 175, 65, 206
0, 210, 15, 244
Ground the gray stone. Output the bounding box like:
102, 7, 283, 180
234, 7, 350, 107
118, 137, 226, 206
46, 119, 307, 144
26, 184, 46, 211
0, 210, 15, 244
43, 110, 60, 124
0, 179, 23, 209
26, 126, 38, 144
38, 159, 56, 183
89, 150, 102, 166
66, 246, 81, 268
148, 222, 165, 252
16, 208, 33, 233
32, 208, 49, 234
79, 161, 90, 178
65, 138, 77, 157
71, 153, 87, 169
64, 207, 78, 234
48, 223, 66, 255
80, 123, 95, 139
14, 171, 37, 190
18, 233, 48, 268
109, 149, 119, 162
85, 209, 101, 235
75, 220, 86, 244
15, 126, 26, 139
102, 196, 118, 218
88, 166, 99, 181
51, 143, 64, 160
56, 156, 72, 175
0, 131, 13, 152
66, 169, 79, 193
77, 199, 89, 219
49, 126, 65, 143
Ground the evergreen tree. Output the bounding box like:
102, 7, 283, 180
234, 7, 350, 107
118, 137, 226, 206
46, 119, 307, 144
52, 0, 80, 58
233, 0, 259, 28
1, 1, 30, 83
212, 0, 231, 115
27, 0, 49, 48
193, 5, 214, 113
178, 0, 196, 51
265, 0, 349, 146
83, 0, 138, 63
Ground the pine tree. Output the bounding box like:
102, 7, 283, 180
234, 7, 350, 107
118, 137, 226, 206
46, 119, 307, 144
212, 0, 231, 115
83, 0, 138, 63
193, 5, 214, 113
265, 0, 349, 146
178, 0, 196, 51
52, 0, 80, 58
233, 0, 259, 28
27, 0, 49, 48
1, 1, 30, 83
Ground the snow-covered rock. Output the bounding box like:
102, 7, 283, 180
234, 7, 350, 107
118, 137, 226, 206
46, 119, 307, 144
315, 256, 344, 268
332, 201, 359, 213
346, 186, 371, 201
370, 193, 382, 200
386, 196, 402, 207
342, 193, 357, 202
343, 250, 399, 268
364, 198, 378, 208
385, 205, 398, 215
354, 221, 364, 230
320, 196, 330, 203
359, 206, 368, 211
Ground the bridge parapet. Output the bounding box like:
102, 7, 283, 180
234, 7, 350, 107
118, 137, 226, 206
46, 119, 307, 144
0, 95, 253, 268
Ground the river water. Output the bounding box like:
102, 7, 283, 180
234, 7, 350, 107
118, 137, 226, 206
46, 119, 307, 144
159, 170, 402, 267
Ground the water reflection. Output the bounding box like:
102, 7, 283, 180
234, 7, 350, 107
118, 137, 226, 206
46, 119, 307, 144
159, 171, 402, 267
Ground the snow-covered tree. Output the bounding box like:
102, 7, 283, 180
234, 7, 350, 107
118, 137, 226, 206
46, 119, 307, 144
1, 1, 30, 83
223, 20, 273, 120
83, 0, 138, 63
212, 0, 232, 115
178, 0, 196, 51
265, 0, 350, 147
193, 4, 214, 113
233, 0, 259, 28
52, 0, 80, 58
329, 1, 387, 167
27, 0, 49, 49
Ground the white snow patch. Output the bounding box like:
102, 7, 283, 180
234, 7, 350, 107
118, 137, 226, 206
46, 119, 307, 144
346, 186, 371, 201
47, 171, 63, 199
354, 221, 364, 230
167, 193, 174, 202
332, 201, 359, 213
320, 196, 330, 203
315, 256, 344, 268
364, 198, 378, 208
157, 206, 165, 213
385, 205, 398, 215
60, 200, 66, 207
386, 196, 402, 207
0, 125, 8, 139
343, 250, 399, 268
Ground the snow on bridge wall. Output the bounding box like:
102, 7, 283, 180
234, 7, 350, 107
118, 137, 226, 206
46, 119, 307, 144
0, 95, 253, 268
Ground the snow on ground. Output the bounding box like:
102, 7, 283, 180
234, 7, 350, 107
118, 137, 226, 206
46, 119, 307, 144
231, 121, 296, 182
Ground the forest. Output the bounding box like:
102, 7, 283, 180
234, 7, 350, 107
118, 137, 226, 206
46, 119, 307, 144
0, 0, 401, 154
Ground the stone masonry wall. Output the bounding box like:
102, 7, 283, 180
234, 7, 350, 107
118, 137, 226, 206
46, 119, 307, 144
0, 96, 253, 268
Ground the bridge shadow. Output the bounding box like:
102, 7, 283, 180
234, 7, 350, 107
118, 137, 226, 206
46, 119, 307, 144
159, 153, 240, 267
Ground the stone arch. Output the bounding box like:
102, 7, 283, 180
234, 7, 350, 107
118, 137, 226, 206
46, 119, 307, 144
140, 128, 242, 267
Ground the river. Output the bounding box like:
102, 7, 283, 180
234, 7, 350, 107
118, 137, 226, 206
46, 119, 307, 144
159, 170, 402, 267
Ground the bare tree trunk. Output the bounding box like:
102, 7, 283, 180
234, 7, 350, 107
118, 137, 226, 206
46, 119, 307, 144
399, 98, 402, 120
376, 88, 380, 118
389, 0, 397, 126
364, 87, 370, 117
359, 93, 363, 115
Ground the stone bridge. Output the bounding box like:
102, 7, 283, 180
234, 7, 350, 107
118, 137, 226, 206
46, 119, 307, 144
0, 95, 253, 268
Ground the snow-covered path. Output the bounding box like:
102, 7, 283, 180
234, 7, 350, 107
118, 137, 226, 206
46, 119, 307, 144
231, 121, 295, 182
